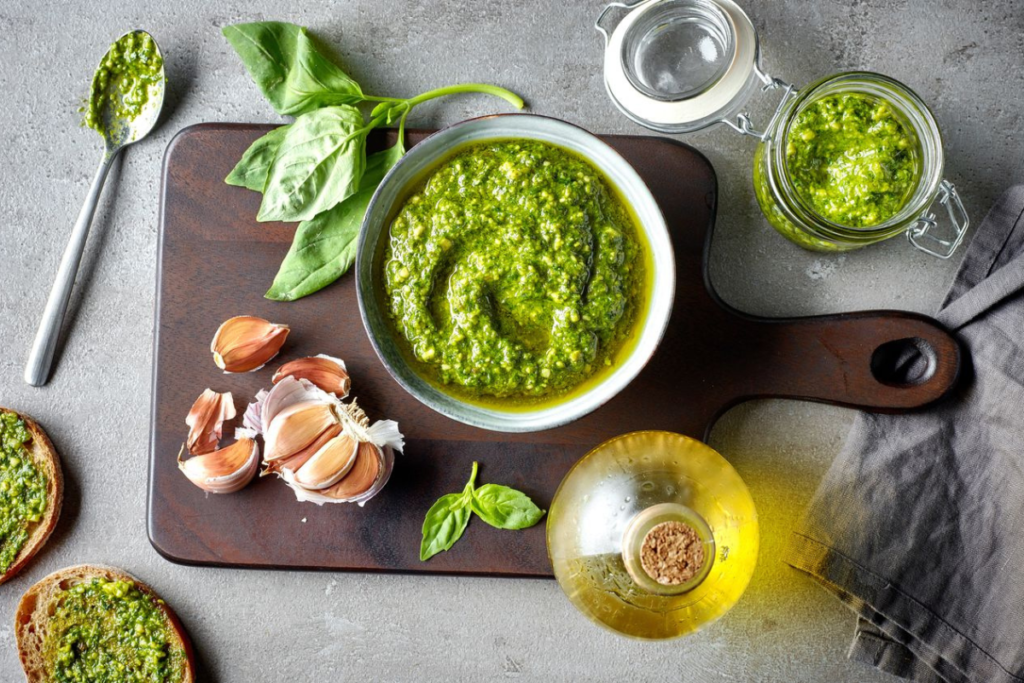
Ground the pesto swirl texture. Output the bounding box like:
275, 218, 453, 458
383, 140, 644, 400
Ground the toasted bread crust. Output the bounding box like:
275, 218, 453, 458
0, 408, 63, 585
15, 564, 196, 683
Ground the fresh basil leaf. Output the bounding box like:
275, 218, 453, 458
222, 22, 365, 116
225, 124, 290, 192
471, 484, 545, 530
420, 492, 472, 561
257, 105, 367, 223
265, 139, 405, 300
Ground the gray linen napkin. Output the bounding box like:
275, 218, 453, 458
787, 186, 1024, 683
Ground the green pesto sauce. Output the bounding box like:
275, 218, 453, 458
785, 93, 920, 228
383, 140, 645, 401
0, 412, 46, 575
82, 31, 163, 135
46, 578, 187, 683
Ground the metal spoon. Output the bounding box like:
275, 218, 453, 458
25, 31, 166, 386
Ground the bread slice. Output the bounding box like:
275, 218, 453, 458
15, 564, 196, 683
0, 408, 63, 585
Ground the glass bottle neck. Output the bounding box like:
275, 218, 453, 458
621, 502, 716, 595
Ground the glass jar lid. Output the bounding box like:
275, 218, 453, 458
597, 0, 763, 133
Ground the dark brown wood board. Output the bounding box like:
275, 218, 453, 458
149, 123, 960, 577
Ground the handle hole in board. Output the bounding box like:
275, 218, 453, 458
870, 337, 937, 387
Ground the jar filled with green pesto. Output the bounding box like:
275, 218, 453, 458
597, 0, 969, 258
753, 72, 968, 257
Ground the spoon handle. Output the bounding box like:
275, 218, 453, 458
24, 151, 118, 386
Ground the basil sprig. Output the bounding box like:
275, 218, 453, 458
221, 21, 525, 301
420, 462, 545, 561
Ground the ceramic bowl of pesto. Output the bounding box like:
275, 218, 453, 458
356, 114, 674, 433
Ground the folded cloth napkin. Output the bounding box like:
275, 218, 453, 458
787, 186, 1024, 683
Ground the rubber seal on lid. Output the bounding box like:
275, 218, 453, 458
599, 0, 760, 133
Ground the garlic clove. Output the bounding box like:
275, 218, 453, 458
211, 316, 290, 373
249, 375, 330, 436
178, 428, 259, 494
273, 355, 351, 398
283, 445, 394, 506
185, 389, 236, 455
324, 441, 382, 498
292, 434, 359, 489
263, 401, 338, 462
261, 423, 341, 477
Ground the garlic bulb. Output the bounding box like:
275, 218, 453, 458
185, 389, 236, 455
185, 351, 403, 505
178, 428, 260, 494
211, 316, 289, 373
273, 355, 350, 398
278, 399, 402, 505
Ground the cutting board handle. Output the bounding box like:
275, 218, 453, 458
722, 310, 961, 413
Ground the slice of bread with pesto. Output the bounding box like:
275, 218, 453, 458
15, 564, 196, 683
0, 408, 63, 585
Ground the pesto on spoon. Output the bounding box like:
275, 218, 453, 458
25, 31, 165, 387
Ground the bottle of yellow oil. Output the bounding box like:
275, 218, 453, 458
547, 431, 758, 640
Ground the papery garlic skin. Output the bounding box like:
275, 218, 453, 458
185, 389, 236, 455
273, 355, 351, 398
178, 428, 259, 494
211, 316, 290, 373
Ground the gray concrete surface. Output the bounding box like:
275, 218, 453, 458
1, 0, 1021, 680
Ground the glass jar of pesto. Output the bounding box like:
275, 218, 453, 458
752, 72, 967, 256
597, 0, 969, 258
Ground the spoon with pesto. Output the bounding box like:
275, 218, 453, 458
25, 30, 165, 386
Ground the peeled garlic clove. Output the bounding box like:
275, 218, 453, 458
262, 423, 341, 477
178, 428, 259, 494
292, 434, 359, 489
273, 355, 351, 398
211, 316, 290, 373
263, 401, 337, 462
185, 389, 236, 455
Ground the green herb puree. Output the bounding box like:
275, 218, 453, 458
383, 140, 645, 400
0, 412, 46, 575
786, 93, 919, 227
82, 31, 163, 135
46, 578, 187, 683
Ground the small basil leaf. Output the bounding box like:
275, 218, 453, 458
258, 105, 367, 223
222, 22, 365, 116
265, 139, 405, 301
225, 124, 291, 192
420, 493, 472, 561
471, 484, 545, 530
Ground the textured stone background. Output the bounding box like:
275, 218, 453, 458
1, 1, 1021, 680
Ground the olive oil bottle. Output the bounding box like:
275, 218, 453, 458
547, 431, 758, 640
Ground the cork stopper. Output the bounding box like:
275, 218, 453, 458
640, 520, 706, 585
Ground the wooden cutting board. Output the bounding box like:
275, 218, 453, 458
148, 123, 959, 577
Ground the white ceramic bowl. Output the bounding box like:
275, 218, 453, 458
356, 114, 675, 432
